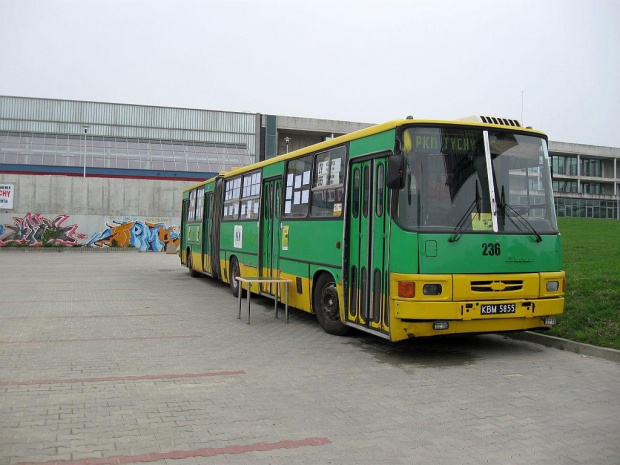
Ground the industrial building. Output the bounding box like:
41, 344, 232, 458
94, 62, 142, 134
0, 96, 369, 249
0, 95, 618, 249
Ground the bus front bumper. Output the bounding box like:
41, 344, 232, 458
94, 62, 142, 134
390, 297, 564, 341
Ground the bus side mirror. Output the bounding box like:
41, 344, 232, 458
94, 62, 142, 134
386, 154, 406, 189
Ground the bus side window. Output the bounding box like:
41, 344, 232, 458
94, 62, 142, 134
240, 171, 261, 220
311, 146, 346, 217
223, 177, 241, 220
284, 155, 312, 218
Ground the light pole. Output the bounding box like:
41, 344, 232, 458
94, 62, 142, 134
82, 124, 90, 177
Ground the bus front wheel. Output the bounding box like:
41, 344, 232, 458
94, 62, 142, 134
313, 273, 350, 336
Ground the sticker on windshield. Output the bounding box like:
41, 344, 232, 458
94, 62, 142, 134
471, 213, 493, 231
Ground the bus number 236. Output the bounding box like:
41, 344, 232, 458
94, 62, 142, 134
482, 243, 501, 256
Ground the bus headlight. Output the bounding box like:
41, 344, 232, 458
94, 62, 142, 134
423, 284, 442, 296
546, 281, 559, 292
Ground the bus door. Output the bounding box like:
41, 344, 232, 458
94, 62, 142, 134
347, 156, 390, 334
260, 177, 283, 294
202, 193, 213, 274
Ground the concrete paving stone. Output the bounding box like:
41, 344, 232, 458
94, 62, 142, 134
1, 252, 619, 465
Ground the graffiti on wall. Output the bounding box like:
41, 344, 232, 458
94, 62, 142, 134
88, 220, 180, 252
0, 213, 87, 246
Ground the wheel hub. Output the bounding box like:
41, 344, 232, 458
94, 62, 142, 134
321, 286, 339, 320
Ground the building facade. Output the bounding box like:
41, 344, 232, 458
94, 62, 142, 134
549, 142, 619, 219
0, 96, 256, 181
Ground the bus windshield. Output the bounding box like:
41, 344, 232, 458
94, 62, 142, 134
490, 132, 558, 233
395, 126, 558, 234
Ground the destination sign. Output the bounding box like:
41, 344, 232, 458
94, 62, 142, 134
411, 131, 480, 155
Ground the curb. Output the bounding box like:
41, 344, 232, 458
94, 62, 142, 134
509, 331, 620, 363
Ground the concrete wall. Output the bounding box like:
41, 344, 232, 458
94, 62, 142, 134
0, 174, 195, 250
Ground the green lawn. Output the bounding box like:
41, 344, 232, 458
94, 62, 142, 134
547, 217, 620, 349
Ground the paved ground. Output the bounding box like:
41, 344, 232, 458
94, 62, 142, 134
0, 251, 618, 465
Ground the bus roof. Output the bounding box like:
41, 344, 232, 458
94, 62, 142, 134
183, 118, 547, 193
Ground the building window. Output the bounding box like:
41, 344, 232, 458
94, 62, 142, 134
581, 158, 601, 177
582, 182, 601, 194
554, 198, 618, 219
553, 180, 578, 193
551, 155, 579, 176
0, 130, 251, 174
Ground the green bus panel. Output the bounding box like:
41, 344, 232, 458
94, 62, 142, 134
279, 220, 342, 270
349, 129, 396, 157
220, 221, 260, 264
389, 229, 562, 275
280, 258, 310, 280
262, 161, 284, 179
308, 263, 342, 283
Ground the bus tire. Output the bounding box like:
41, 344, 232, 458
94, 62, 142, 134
229, 257, 241, 297
313, 273, 350, 336
187, 250, 200, 277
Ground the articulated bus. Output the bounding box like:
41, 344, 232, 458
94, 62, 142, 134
180, 116, 564, 342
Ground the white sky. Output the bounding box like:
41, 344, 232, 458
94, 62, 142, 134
1, 0, 619, 147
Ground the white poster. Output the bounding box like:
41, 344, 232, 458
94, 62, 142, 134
0, 184, 14, 210
234, 225, 243, 248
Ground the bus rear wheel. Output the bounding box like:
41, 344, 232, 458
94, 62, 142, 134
313, 273, 350, 336
187, 251, 200, 277
229, 257, 241, 297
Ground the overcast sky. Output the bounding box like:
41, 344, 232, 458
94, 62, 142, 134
1, 0, 618, 147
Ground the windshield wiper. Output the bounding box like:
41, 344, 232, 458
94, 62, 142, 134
499, 187, 542, 242
449, 181, 481, 242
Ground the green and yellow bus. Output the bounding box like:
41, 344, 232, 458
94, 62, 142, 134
180, 116, 564, 341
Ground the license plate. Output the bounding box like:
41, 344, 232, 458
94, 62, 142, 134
481, 303, 516, 315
